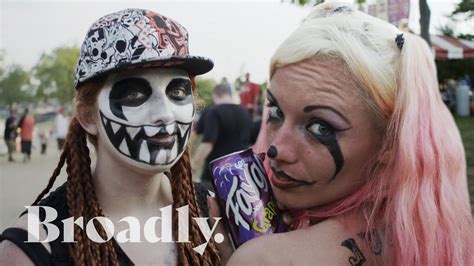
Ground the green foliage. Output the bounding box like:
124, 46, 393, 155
282, 0, 323, 6
0, 50, 5, 78
0, 64, 32, 106
285, 0, 363, 7
453, 116, 474, 211
452, 0, 474, 19
458, 34, 474, 41
195, 78, 216, 110
438, 24, 455, 37
436, 59, 474, 82
33, 46, 80, 104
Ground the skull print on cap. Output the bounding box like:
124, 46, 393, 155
74, 8, 213, 88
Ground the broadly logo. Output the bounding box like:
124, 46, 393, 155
25, 205, 223, 255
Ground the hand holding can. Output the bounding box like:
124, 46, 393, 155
209, 148, 287, 248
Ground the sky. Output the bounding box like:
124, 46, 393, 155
1, 0, 471, 84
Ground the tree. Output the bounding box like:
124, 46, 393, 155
0, 64, 32, 106
452, 0, 474, 19
194, 78, 216, 109
440, 0, 473, 41
33, 45, 80, 104
0, 50, 5, 79
283, 0, 364, 8
419, 0, 431, 46
283, 0, 323, 5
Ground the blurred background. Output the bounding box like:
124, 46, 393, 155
1, 0, 473, 231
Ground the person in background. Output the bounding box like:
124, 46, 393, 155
239, 72, 261, 117
39, 130, 48, 155
52, 106, 70, 150
193, 84, 253, 190
17, 108, 35, 162
219, 77, 231, 90
4, 108, 17, 162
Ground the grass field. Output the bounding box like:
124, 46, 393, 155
454, 116, 474, 213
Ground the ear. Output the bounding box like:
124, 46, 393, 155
75, 102, 98, 135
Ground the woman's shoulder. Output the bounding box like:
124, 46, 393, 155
0, 183, 69, 265
228, 213, 381, 265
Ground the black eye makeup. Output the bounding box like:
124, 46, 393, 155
266, 90, 284, 123
265, 88, 350, 181
166, 78, 192, 102
307, 120, 335, 137
110, 78, 152, 107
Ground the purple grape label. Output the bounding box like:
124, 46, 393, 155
210, 148, 286, 247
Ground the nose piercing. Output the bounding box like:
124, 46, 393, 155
267, 145, 278, 159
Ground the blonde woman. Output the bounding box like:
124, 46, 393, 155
214, 2, 473, 265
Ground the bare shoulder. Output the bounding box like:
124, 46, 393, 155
0, 240, 35, 266
228, 215, 380, 265
0, 214, 51, 265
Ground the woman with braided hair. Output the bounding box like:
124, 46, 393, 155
0, 9, 220, 265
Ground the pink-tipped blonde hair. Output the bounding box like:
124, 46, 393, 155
254, 2, 473, 265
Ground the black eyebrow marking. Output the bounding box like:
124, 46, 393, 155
266, 89, 279, 106
303, 104, 350, 124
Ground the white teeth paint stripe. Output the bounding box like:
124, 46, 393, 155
166, 124, 174, 135
102, 116, 107, 126
119, 138, 130, 156
111, 122, 121, 134
156, 149, 166, 165
170, 143, 178, 162
126, 126, 140, 140
139, 141, 150, 163
144, 126, 160, 137
178, 124, 188, 138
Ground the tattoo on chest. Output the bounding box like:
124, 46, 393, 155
357, 229, 382, 255
341, 238, 366, 266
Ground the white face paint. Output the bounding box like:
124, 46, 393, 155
97, 68, 194, 172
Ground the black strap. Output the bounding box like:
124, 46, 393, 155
0, 227, 52, 266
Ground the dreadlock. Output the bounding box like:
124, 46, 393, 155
171, 148, 221, 265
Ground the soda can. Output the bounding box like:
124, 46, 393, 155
209, 148, 286, 248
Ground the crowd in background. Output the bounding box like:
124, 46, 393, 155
2, 106, 70, 162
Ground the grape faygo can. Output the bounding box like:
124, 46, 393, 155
209, 148, 286, 248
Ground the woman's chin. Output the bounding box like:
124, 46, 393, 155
272, 188, 319, 211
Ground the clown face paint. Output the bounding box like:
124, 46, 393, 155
97, 68, 194, 172
264, 58, 384, 210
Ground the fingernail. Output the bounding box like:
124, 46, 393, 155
206, 196, 212, 210
207, 190, 216, 197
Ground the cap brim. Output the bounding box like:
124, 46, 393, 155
122, 55, 214, 76
75, 55, 213, 89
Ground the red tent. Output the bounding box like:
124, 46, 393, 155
431, 35, 474, 60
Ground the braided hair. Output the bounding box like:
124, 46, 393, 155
33, 77, 220, 265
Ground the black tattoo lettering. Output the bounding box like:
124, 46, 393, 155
341, 238, 366, 266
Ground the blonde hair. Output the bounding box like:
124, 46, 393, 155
255, 2, 473, 265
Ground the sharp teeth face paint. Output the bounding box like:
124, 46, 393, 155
264, 58, 384, 210
97, 68, 194, 171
